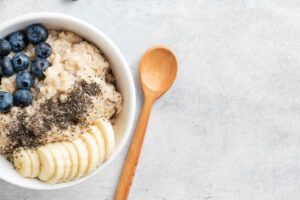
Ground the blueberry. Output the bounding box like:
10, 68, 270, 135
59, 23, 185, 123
7, 31, 27, 52
30, 58, 49, 79
35, 42, 52, 58
14, 89, 32, 107
0, 56, 14, 77
26, 24, 48, 44
0, 91, 13, 112
12, 52, 30, 71
0, 39, 12, 56
16, 71, 34, 90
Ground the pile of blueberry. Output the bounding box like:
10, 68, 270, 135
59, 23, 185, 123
0, 24, 52, 113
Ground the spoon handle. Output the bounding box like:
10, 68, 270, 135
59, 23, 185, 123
114, 97, 154, 200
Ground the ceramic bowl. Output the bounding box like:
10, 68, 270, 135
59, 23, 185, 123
0, 12, 136, 190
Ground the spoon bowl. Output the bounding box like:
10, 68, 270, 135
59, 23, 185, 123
139, 46, 178, 99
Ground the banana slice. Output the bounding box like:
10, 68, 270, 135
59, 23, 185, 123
47, 143, 66, 184
62, 141, 79, 182
37, 146, 55, 181
27, 149, 40, 178
88, 126, 105, 165
13, 148, 32, 178
72, 138, 89, 179
94, 119, 115, 159
57, 143, 72, 182
80, 133, 99, 174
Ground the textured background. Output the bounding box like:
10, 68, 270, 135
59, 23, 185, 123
0, 0, 300, 199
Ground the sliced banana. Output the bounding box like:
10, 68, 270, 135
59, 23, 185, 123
88, 126, 105, 165
80, 133, 99, 174
57, 143, 72, 182
13, 148, 32, 178
37, 146, 55, 181
13, 119, 116, 183
47, 143, 66, 184
27, 149, 40, 178
62, 141, 79, 182
72, 138, 89, 179
94, 118, 115, 159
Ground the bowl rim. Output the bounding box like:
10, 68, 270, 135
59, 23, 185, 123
0, 12, 136, 190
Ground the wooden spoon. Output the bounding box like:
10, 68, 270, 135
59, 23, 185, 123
114, 46, 178, 200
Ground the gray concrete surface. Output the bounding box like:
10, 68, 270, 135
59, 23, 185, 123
0, 0, 300, 199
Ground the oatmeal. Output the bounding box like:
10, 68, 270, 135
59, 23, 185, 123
0, 30, 122, 157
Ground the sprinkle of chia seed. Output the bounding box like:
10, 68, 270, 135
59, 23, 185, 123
4, 80, 102, 157
79, 80, 102, 96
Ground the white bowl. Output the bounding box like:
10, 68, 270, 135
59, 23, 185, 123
0, 13, 136, 190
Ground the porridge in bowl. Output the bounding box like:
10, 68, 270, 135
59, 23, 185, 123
0, 24, 122, 184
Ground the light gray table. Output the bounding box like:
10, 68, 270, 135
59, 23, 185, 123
0, 0, 299, 199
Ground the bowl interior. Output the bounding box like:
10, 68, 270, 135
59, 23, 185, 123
0, 13, 135, 190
